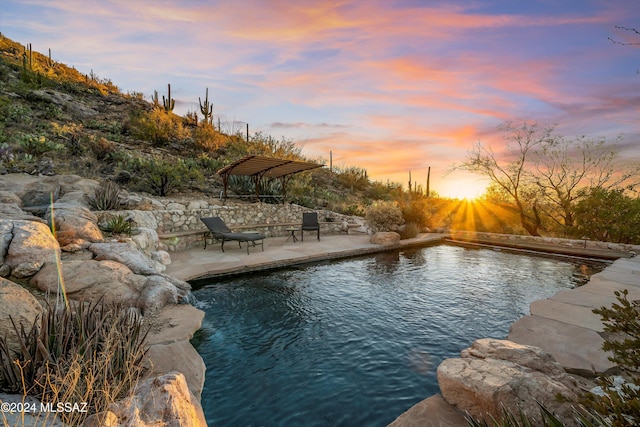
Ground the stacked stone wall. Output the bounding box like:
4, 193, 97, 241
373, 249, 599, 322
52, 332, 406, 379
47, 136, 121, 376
135, 200, 366, 251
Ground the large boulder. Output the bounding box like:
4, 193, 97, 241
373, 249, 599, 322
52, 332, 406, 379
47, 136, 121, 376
31, 260, 145, 307
131, 228, 160, 255
0, 192, 43, 222
2, 220, 60, 278
0, 277, 44, 357
370, 231, 401, 246
31, 89, 98, 118
100, 372, 207, 427
89, 242, 165, 275
46, 203, 103, 246
437, 339, 581, 426
137, 275, 184, 313
31, 260, 191, 313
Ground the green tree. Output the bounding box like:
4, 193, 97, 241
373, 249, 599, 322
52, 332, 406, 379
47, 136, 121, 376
532, 135, 640, 233
573, 188, 640, 244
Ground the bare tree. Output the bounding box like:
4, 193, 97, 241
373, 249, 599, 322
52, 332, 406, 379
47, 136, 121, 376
532, 135, 640, 231
455, 122, 553, 236
608, 26, 640, 46
609, 25, 640, 74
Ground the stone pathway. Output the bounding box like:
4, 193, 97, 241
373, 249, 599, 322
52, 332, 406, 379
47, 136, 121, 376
508, 255, 640, 375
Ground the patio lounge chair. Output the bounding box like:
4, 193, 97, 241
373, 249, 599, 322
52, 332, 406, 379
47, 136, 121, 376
301, 212, 320, 241
200, 217, 265, 254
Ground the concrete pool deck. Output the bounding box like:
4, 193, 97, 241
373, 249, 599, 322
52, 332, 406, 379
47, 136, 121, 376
164, 232, 447, 281
164, 232, 639, 426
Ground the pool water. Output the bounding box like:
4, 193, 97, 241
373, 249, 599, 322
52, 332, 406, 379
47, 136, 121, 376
191, 244, 605, 427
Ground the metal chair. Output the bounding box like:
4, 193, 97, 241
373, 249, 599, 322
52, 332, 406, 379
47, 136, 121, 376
301, 212, 320, 241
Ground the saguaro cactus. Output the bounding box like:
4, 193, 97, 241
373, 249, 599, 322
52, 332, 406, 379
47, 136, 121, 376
45, 48, 57, 70
22, 43, 33, 71
162, 83, 175, 113
151, 90, 161, 109
199, 87, 214, 126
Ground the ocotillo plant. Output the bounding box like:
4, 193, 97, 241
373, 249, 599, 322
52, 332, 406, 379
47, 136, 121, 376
199, 87, 214, 126
162, 83, 175, 113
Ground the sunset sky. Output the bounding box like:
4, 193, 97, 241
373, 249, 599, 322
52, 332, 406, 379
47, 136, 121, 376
2, 1, 639, 198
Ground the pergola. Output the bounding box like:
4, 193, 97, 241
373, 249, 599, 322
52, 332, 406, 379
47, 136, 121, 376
217, 155, 324, 202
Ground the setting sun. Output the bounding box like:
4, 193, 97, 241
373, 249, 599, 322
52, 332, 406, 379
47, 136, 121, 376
439, 178, 487, 200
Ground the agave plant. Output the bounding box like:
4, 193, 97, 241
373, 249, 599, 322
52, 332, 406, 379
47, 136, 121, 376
88, 179, 121, 211
0, 299, 149, 423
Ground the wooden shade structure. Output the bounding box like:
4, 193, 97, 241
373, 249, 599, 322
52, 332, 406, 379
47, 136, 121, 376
217, 155, 323, 202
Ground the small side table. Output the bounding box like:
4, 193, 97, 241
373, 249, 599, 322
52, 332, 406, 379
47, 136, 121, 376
285, 227, 299, 242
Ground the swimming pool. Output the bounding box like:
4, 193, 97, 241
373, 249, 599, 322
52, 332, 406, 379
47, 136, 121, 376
191, 244, 605, 426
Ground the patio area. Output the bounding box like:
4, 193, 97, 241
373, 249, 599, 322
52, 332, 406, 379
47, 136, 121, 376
164, 233, 448, 281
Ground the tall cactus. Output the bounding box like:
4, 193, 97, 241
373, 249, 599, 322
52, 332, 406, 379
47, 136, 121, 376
22, 43, 33, 71
45, 48, 57, 70
199, 87, 214, 126
162, 83, 175, 113
151, 90, 161, 109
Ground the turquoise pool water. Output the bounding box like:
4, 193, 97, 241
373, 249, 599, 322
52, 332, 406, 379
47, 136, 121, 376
191, 244, 605, 426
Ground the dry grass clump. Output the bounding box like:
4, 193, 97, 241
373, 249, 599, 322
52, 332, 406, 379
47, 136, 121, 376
0, 299, 149, 425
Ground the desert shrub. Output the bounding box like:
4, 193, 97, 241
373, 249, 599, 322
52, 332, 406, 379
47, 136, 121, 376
88, 179, 121, 211
129, 109, 190, 146
228, 174, 282, 197
399, 222, 420, 239
194, 152, 225, 173
399, 197, 431, 229
225, 132, 302, 159
336, 166, 369, 191
193, 123, 225, 151
0, 300, 148, 425
0, 142, 14, 163
583, 289, 640, 426
16, 133, 64, 156
51, 122, 83, 155
101, 214, 132, 235
87, 135, 119, 162
1, 100, 33, 125
128, 157, 203, 196
365, 200, 404, 232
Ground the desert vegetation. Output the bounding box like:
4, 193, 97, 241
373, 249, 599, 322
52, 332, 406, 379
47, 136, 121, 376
1, 34, 639, 244
0, 299, 148, 425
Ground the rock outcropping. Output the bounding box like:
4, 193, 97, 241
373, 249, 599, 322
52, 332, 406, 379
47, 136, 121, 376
437, 338, 581, 426
0, 174, 204, 427
83, 372, 207, 427
0, 277, 44, 357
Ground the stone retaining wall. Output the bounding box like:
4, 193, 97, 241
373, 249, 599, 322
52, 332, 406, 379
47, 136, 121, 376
101, 200, 368, 252
450, 230, 640, 254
